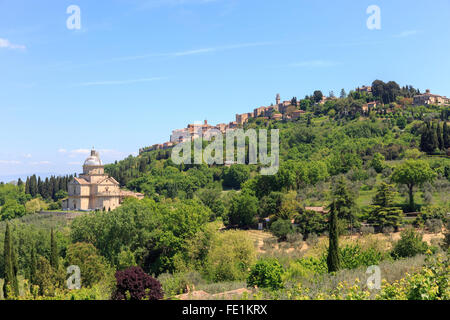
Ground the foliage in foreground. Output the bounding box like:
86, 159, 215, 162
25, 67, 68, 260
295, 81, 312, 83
112, 266, 163, 301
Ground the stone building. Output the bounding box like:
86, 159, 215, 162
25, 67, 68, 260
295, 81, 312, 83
63, 150, 143, 211
413, 89, 449, 106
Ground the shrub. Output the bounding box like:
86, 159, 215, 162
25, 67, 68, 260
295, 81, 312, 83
294, 210, 327, 236
262, 237, 277, 250
391, 228, 429, 259
339, 244, 384, 270
295, 256, 328, 275
286, 232, 303, 244
378, 254, 449, 300
158, 271, 205, 297
425, 219, 443, 233
247, 259, 284, 290
270, 219, 293, 241
305, 233, 319, 247
112, 266, 163, 300
205, 230, 256, 282
361, 226, 375, 235
382, 226, 395, 234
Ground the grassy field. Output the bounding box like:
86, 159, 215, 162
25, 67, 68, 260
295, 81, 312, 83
0, 211, 73, 233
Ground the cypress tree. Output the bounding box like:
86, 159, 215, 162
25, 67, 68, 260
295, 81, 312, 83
3, 224, 19, 298
444, 122, 450, 150
29, 247, 37, 286
327, 206, 340, 273
437, 122, 444, 150
50, 229, 58, 269
29, 175, 37, 197
326, 177, 356, 273
432, 122, 439, 151
25, 177, 30, 195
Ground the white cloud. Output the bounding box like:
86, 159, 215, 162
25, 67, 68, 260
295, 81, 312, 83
0, 38, 26, 50
58, 148, 67, 153
0, 160, 22, 165
24, 153, 32, 158
30, 161, 52, 165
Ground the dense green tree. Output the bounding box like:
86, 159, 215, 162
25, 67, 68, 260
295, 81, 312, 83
370, 152, 385, 173
223, 165, 250, 189
313, 90, 324, 103
196, 188, 225, 220
392, 160, 436, 211
329, 177, 357, 224
367, 183, 403, 230
71, 198, 211, 275
227, 191, 258, 228
34, 256, 56, 296
66, 242, 114, 288
258, 192, 283, 218
270, 219, 293, 240
294, 209, 328, 236
247, 259, 284, 290
1, 199, 26, 221
391, 228, 429, 259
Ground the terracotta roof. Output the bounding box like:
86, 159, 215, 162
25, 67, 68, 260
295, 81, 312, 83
73, 177, 89, 185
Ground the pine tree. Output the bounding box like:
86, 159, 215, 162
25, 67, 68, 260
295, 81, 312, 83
368, 183, 403, 231
50, 229, 59, 269
3, 224, 19, 298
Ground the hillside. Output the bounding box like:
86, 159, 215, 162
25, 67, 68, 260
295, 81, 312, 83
1, 80, 449, 301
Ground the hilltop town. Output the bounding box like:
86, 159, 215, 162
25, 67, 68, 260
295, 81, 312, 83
139, 84, 450, 154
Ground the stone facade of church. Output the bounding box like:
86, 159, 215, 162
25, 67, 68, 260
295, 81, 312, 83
63, 150, 143, 211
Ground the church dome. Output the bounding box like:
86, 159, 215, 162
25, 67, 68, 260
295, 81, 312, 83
84, 150, 102, 166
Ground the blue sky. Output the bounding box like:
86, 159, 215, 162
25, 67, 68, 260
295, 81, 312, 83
1, 0, 450, 181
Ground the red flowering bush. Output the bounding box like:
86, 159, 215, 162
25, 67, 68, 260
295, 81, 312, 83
112, 266, 163, 300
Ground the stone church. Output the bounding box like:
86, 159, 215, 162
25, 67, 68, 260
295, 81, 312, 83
63, 150, 143, 211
